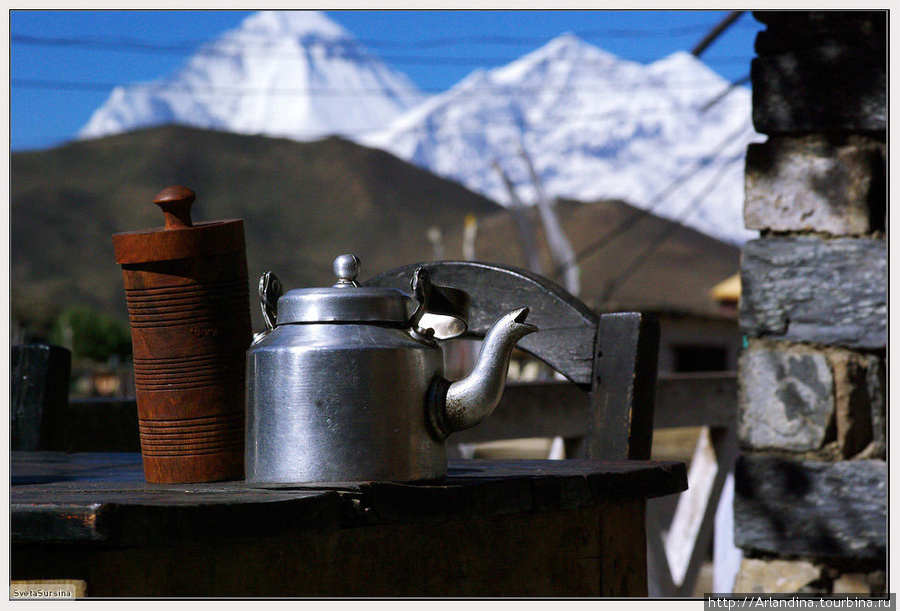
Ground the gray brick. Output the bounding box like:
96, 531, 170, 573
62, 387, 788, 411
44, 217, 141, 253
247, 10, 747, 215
740, 237, 886, 349
734, 456, 886, 563
738, 342, 833, 452
745, 136, 885, 235
751, 47, 885, 134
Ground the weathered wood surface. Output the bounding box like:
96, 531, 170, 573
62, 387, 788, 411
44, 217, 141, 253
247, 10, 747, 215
740, 237, 886, 350
734, 455, 886, 563
11, 453, 684, 597
588, 312, 659, 460
11, 452, 685, 544
11, 344, 71, 451
13, 503, 640, 597
111, 186, 252, 484
364, 260, 598, 386
453, 372, 736, 445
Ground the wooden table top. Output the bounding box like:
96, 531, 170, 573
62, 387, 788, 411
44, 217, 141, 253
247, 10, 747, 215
11, 452, 687, 546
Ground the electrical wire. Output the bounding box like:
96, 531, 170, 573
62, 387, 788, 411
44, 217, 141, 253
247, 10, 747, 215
597, 140, 747, 306
551, 117, 754, 277
10, 75, 754, 97
10, 16, 739, 54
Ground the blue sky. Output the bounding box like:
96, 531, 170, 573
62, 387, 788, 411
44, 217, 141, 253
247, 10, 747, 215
10, 10, 765, 152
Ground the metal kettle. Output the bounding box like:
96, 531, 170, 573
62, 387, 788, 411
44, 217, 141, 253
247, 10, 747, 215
245, 254, 537, 485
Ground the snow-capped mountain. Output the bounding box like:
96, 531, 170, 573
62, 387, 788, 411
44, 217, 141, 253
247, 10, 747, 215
362, 33, 761, 244
79, 11, 425, 141
79, 11, 759, 244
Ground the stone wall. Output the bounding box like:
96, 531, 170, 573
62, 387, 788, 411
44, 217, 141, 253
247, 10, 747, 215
734, 11, 886, 595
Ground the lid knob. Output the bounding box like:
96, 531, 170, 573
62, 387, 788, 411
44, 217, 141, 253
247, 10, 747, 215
154, 185, 195, 230
333, 254, 361, 287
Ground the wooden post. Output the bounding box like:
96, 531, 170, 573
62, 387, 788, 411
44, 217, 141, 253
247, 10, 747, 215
11, 344, 71, 451
587, 312, 660, 461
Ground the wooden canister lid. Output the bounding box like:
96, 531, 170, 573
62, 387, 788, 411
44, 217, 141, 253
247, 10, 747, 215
112, 186, 246, 265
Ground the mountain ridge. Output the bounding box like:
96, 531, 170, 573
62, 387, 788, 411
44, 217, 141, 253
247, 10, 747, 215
75, 10, 757, 244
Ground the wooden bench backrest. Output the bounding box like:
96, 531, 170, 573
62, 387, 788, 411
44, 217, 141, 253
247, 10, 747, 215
364, 261, 660, 460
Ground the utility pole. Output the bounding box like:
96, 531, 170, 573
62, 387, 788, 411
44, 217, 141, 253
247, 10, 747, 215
691, 11, 745, 57
492, 160, 544, 274
519, 145, 580, 297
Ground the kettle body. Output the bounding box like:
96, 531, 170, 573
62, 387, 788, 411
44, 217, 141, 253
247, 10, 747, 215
246, 322, 447, 484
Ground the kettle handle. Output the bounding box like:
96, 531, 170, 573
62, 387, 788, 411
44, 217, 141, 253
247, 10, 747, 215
259, 271, 283, 331
407, 268, 469, 340
408, 267, 432, 335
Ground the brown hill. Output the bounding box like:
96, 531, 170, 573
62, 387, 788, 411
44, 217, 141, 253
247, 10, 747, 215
11, 124, 739, 343
11, 125, 502, 335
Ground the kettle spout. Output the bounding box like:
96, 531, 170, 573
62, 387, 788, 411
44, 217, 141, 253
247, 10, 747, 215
428, 307, 538, 439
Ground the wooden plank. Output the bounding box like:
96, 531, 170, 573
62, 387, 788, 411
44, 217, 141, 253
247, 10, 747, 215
713, 471, 743, 594
654, 372, 736, 429
457, 372, 736, 444
600, 499, 648, 596
13, 506, 610, 597
588, 312, 660, 460
359, 459, 687, 524
662, 427, 739, 595
11, 454, 686, 545
364, 261, 598, 386
11, 344, 71, 451
452, 381, 588, 443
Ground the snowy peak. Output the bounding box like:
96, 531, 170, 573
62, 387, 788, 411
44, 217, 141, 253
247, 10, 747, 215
78, 11, 424, 142
240, 10, 351, 39
364, 34, 759, 244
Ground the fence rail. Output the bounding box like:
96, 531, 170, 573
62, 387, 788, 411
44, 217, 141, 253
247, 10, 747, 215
61, 372, 736, 452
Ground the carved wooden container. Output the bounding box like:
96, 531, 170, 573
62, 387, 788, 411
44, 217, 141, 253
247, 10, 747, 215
112, 186, 252, 483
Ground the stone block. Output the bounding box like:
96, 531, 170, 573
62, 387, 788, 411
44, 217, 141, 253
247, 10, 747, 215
833, 573, 871, 595
750, 12, 885, 134
733, 558, 821, 594
739, 341, 883, 457
745, 136, 885, 235
752, 52, 885, 134
753, 11, 886, 56
734, 456, 886, 562
740, 237, 886, 350
738, 342, 833, 452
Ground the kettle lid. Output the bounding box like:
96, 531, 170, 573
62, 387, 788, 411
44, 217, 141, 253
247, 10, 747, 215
276, 254, 412, 325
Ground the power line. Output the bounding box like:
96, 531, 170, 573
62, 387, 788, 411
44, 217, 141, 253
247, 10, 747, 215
691, 11, 744, 57
11, 34, 754, 71
10, 18, 733, 55
11, 74, 753, 97
598, 142, 745, 306
552, 118, 753, 276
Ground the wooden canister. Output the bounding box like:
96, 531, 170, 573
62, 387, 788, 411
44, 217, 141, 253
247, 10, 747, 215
112, 186, 252, 483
